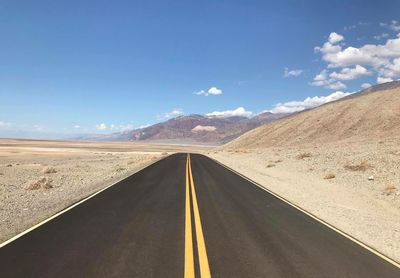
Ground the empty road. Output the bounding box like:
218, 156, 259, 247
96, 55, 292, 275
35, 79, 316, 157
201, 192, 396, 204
0, 153, 399, 277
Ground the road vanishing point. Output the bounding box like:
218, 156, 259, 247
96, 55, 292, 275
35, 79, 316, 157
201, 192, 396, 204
0, 153, 399, 277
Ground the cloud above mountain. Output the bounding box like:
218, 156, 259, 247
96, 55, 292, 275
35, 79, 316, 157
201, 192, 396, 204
161, 108, 184, 119
269, 91, 352, 113
194, 87, 223, 96
313, 30, 400, 87
0, 121, 11, 127
206, 107, 253, 118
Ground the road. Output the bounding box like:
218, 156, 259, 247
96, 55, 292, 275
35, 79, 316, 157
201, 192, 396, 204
0, 153, 399, 277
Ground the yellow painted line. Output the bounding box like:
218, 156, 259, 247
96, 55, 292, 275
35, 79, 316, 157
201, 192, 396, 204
188, 154, 211, 278
184, 154, 195, 278
0, 157, 165, 249
209, 156, 400, 269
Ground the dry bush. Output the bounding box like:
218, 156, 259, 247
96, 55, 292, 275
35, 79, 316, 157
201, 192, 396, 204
161, 152, 168, 155
42, 167, 57, 174
266, 164, 276, 168
296, 152, 312, 160
127, 160, 137, 165
6, 164, 12, 167
27, 177, 53, 190
115, 167, 126, 172
344, 161, 372, 172
383, 184, 397, 195
324, 173, 336, 179
273, 159, 283, 163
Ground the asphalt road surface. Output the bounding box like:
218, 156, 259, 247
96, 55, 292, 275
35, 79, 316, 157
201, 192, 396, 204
0, 153, 399, 277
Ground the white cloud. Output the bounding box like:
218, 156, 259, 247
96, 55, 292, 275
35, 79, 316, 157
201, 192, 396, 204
208, 87, 222, 95
361, 83, 372, 89
162, 108, 184, 119
74, 125, 81, 129
377, 76, 394, 84
311, 69, 347, 90
191, 125, 217, 132
95, 123, 135, 131
314, 31, 400, 89
110, 124, 134, 131
270, 91, 352, 114
138, 124, 151, 129
206, 107, 252, 118
389, 20, 400, 32
329, 65, 371, 80
327, 81, 346, 90
316, 33, 400, 69
344, 25, 356, 31
0, 121, 11, 127
96, 123, 107, 130
328, 32, 344, 44
374, 33, 389, 40
194, 86, 222, 96
284, 67, 303, 77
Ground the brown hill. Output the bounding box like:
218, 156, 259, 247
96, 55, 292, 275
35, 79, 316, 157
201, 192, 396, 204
124, 112, 286, 144
225, 82, 400, 149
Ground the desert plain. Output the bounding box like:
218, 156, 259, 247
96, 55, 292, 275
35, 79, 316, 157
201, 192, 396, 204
0, 139, 208, 243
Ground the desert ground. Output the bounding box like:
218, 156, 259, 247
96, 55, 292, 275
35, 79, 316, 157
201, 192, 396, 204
206, 86, 400, 262
0, 139, 209, 243
209, 138, 400, 262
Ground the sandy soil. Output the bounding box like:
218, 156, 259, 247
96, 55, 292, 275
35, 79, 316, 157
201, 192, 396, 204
208, 139, 400, 262
0, 139, 208, 243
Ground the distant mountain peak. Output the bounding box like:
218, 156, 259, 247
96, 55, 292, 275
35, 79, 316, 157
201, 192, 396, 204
79, 112, 288, 144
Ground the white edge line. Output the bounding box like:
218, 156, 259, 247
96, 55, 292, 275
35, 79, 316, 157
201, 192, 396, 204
208, 156, 400, 269
0, 156, 166, 248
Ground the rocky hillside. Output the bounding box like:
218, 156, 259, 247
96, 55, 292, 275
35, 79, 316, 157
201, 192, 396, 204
226, 81, 400, 149
123, 112, 286, 144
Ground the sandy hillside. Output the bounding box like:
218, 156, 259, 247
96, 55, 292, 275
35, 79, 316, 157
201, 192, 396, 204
0, 139, 208, 243
209, 83, 400, 262
226, 86, 400, 149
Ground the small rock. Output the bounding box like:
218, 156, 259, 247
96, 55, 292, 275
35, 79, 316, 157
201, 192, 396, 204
368, 175, 374, 181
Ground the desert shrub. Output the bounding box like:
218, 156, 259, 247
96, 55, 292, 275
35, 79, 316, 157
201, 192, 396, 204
266, 164, 276, 168
383, 184, 397, 195
27, 177, 53, 190
42, 167, 57, 174
344, 161, 372, 172
296, 152, 312, 160
324, 173, 336, 179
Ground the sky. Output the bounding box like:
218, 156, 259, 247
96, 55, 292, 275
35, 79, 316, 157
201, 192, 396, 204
1, 0, 400, 136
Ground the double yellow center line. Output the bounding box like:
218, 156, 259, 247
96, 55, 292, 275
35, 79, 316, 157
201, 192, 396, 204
185, 154, 211, 278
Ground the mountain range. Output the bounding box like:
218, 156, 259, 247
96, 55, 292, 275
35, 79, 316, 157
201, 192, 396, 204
79, 112, 287, 144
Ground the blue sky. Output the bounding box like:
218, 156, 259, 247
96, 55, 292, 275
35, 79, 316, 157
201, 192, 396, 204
1, 0, 400, 136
